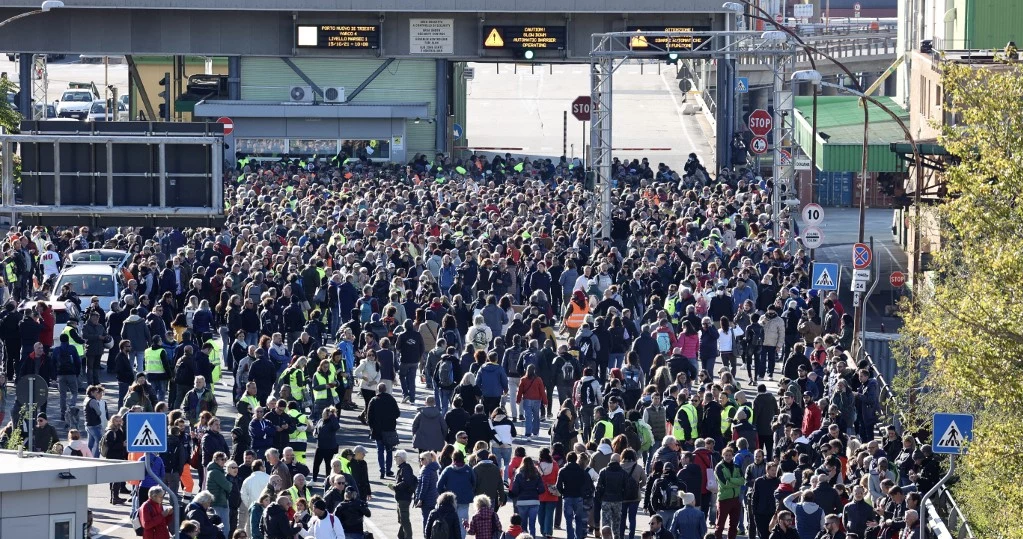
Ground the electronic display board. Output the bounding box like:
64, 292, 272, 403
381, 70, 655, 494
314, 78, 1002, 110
482, 26, 567, 50
296, 24, 381, 49
626, 26, 712, 51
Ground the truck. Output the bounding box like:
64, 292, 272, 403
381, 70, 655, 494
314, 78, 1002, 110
55, 81, 100, 119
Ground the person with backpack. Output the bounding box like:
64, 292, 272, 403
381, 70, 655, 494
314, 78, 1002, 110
465, 315, 493, 352
575, 322, 602, 380
595, 453, 638, 539
620, 353, 645, 410
475, 352, 508, 415
502, 334, 526, 419
515, 364, 548, 437
53, 332, 82, 419
715, 446, 746, 539
743, 313, 766, 381
620, 448, 647, 539
433, 346, 462, 413
425, 492, 463, 539
574, 367, 603, 442
553, 344, 581, 411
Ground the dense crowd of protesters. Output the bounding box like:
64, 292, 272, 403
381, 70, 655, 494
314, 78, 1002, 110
0, 151, 937, 539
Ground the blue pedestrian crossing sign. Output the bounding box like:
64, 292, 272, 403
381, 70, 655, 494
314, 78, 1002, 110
736, 77, 749, 94
932, 413, 973, 454
811, 262, 840, 291
126, 412, 167, 453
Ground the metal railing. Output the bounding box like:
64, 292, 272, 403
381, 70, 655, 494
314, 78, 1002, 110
735, 34, 897, 67
861, 343, 976, 539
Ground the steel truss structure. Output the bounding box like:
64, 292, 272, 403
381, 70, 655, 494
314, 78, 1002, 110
588, 30, 797, 243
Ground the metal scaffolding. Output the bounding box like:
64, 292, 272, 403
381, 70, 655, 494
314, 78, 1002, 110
31, 54, 46, 120
588, 30, 797, 243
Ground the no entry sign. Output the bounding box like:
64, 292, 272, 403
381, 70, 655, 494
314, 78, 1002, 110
217, 116, 234, 135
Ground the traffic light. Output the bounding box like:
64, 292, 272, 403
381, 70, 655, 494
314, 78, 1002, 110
665, 52, 680, 65
516, 49, 536, 61
157, 72, 171, 121
584, 169, 595, 191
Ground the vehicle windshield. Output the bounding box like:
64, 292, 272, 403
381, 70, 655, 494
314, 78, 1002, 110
90, 102, 107, 113
69, 251, 126, 264
55, 274, 115, 297
62, 92, 92, 102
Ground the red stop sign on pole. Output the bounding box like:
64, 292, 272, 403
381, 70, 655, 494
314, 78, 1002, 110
572, 96, 592, 121
889, 271, 906, 287
217, 116, 234, 135
749, 109, 773, 137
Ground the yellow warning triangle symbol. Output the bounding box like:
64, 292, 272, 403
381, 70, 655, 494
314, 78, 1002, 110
485, 28, 505, 47
631, 34, 649, 48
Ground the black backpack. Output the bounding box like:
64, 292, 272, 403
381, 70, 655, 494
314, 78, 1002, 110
430, 516, 451, 539
578, 335, 596, 365
558, 360, 575, 384
58, 347, 75, 374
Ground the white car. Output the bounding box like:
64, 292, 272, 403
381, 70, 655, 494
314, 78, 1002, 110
65, 249, 131, 270
56, 89, 95, 119
85, 99, 128, 122
50, 264, 123, 312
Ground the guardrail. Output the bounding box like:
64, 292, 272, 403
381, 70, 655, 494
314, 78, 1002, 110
861, 343, 976, 539
734, 35, 897, 68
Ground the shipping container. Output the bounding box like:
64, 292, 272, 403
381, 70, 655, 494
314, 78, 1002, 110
852, 172, 901, 209
814, 171, 854, 207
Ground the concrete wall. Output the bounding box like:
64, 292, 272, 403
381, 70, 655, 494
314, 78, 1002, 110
0, 486, 87, 539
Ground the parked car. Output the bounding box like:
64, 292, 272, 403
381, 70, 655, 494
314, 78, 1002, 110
55, 89, 95, 119
50, 263, 123, 312
85, 99, 128, 122
65, 249, 131, 270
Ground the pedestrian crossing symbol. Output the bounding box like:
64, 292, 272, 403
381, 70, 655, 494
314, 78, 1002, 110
126, 412, 168, 452
811, 262, 840, 291
932, 413, 973, 455
736, 77, 749, 94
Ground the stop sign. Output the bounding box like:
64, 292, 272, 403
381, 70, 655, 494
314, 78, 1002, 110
748, 109, 773, 137
889, 271, 906, 287
217, 116, 234, 135
572, 96, 592, 121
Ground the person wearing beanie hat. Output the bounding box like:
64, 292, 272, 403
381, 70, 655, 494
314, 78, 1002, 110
306, 495, 346, 538
32, 412, 59, 453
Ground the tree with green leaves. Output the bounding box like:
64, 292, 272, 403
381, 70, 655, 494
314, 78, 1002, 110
0, 74, 21, 133
895, 63, 1023, 539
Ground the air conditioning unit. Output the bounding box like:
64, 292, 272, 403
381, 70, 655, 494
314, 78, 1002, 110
323, 86, 346, 103
289, 85, 313, 102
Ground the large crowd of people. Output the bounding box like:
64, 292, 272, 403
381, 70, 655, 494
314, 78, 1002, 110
0, 151, 939, 539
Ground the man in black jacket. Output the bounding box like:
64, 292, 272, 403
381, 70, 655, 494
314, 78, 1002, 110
31, 412, 59, 452
262, 495, 303, 539
248, 349, 278, 403
595, 453, 634, 539
395, 320, 424, 404
367, 383, 400, 478
750, 461, 781, 539
112, 340, 136, 408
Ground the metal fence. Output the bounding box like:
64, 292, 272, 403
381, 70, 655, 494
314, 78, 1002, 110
861, 340, 976, 539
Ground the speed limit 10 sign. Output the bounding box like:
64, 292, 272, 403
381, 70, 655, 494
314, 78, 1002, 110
801, 203, 824, 225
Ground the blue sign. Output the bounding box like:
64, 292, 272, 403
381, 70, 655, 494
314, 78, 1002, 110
453, 123, 463, 141
126, 412, 167, 453
811, 262, 839, 291
932, 413, 973, 455
736, 77, 749, 94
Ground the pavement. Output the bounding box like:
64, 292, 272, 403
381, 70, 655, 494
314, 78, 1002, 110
466, 61, 716, 171
0, 55, 129, 110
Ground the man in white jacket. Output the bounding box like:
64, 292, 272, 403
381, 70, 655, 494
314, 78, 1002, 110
302, 498, 346, 539
240, 459, 270, 534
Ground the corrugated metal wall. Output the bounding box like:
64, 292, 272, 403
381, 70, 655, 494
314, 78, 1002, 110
819, 143, 905, 173
815, 171, 854, 207
239, 57, 437, 157
966, 0, 1023, 50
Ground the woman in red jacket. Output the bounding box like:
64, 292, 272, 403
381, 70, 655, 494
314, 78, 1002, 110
537, 447, 561, 539
515, 364, 548, 437
139, 486, 174, 539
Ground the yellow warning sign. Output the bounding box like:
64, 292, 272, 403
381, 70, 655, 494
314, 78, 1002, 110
484, 28, 505, 47
630, 34, 649, 48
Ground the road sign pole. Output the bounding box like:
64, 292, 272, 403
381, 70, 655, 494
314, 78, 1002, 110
920, 455, 956, 539
563, 111, 567, 157
27, 376, 34, 452
858, 236, 878, 359
144, 453, 181, 535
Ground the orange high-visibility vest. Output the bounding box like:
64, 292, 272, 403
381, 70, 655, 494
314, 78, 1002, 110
566, 301, 589, 329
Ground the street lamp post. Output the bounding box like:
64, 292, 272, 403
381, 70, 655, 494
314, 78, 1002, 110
3, 1, 65, 116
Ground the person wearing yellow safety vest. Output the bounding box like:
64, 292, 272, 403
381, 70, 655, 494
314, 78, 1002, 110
61, 318, 87, 389
718, 391, 738, 439
673, 393, 702, 449
286, 473, 314, 504
285, 400, 311, 466
591, 406, 615, 443
143, 336, 173, 403
311, 358, 339, 419
203, 334, 222, 385
278, 357, 308, 407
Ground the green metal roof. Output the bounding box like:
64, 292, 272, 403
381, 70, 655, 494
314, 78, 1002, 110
793, 96, 910, 173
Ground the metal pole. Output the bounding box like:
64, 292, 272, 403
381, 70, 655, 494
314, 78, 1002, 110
771, 52, 784, 241
563, 111, 567, 157
920, 455, 956, 539
27, 377, 34, 452
144, 453, 181, 535
859, 236, 879, 357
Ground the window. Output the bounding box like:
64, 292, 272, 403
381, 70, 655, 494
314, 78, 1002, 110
289, 139, 339, 156
340, 139, 390, 160
49, 513, 76, 539
55, 273, 116, 297
236, 138, 287, 156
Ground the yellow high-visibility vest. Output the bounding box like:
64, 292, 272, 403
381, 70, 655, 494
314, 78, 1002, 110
144, 347, 165, 374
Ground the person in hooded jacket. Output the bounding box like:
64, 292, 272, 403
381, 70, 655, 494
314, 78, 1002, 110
412, 396, 448, 452
415, 451, 441, 535
761, 307, 785, 379
425, 492, 463, 539
438, 451, 477, 535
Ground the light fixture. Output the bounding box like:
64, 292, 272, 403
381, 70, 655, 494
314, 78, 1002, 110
721, 2, 744, 13
414, 117, 421, 124
790, 69, 823, 84
58, 471, 76, 479
523, 50, 535, 60
761, 31, 789, 44
40, 0, 64, 12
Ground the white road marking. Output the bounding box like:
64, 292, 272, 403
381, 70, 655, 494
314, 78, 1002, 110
364, 516, 394, 539
657, 68, 697, 152
95, 517, 129, 538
